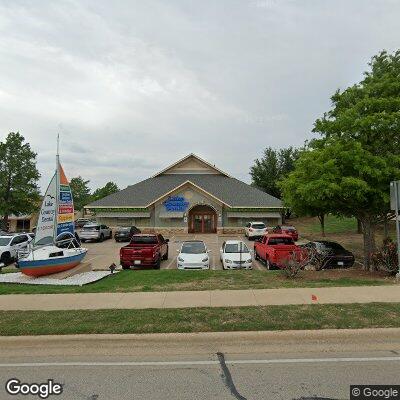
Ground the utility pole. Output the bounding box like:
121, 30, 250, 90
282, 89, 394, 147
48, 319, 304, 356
390, 181, 400, 278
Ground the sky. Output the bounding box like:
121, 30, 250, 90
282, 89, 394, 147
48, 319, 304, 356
0, 0, 399, 192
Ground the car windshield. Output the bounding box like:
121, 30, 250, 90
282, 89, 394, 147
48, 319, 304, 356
225, 243, 249, 253
317, 242, 345, 251
0, 237, 12, 246
131, 236, 158, 244
252, 223, 265, 229
83, 225, 100, 231
268, 237, 295, 245
181, 242, 206, 254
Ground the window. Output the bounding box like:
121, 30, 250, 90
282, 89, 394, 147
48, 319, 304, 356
224, 243, 249, 253
181, 241, 206, 254
0, 237, 11, 246
268, 237, 294, 245
130, 236, 158, 244
251, 223, 266, 229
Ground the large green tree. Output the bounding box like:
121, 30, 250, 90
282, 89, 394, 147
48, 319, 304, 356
311, 50, 400, 267
0, 132, 40, 230
70, 176, 91, 211
92, 181, 119, 202
282, 138, 400, 269
250, 146, 300, 198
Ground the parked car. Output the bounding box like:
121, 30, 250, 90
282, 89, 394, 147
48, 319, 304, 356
177, 240, 210, 270
272, 225, 299, 241
80, 224, 112, 242
120, 234, 169, 270
114, 226, 141, 242
220, 240, 252, 270
0, 233, 32, 265
254, 234, 302, 269
75, 218, 94, 229
300, 241, 355, 269
244, 222, 268, 240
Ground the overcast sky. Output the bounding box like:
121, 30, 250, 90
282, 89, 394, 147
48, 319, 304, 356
0, 0, 399, 192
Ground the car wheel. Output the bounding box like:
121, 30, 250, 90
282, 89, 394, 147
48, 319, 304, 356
154, 257, 161, 270
254, 251, 259, 261
122, 265, 130, 270
81, 239, 86, 243
0, 252, 12, 266
99, 234, 104, 242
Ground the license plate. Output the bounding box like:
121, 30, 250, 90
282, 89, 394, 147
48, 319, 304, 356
134, 260, 141, 265
337, 261, 344, 266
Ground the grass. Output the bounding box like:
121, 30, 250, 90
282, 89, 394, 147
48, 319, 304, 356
301, 215, 358, 235
0, 303, 399, 336
0, 269, 395, 295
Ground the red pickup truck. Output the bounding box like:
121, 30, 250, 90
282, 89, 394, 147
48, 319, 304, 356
120, 234, 169, 270
254, 234, 302, 269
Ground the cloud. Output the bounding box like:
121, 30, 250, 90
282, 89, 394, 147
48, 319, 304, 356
0, 0, 399, 191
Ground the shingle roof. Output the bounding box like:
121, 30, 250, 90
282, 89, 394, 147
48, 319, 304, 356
86, 174, 282, 208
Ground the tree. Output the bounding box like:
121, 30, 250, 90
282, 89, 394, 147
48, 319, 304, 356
280, 147, 333, 236
92, 181, 119, 202
282, 138, 400, 269
312, 50, 400, 268
0, 132, 40, 230
70, 176, 91, 211
250, 146, 300, 199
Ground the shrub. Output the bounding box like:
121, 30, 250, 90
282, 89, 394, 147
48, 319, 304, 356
372, 238, 399, 275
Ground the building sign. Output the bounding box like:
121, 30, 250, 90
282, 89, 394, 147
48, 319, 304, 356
163, 196, 189, 212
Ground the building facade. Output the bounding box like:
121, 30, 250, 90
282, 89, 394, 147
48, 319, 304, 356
84, 154, 283, 234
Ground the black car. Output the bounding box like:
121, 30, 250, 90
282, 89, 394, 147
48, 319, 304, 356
301, 241, 355, 269
114, 226, 141, 242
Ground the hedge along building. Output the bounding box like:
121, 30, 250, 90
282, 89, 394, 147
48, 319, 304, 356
84, 154, 283, 234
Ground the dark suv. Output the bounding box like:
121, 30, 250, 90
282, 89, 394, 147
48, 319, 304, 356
114, 226, 141, 242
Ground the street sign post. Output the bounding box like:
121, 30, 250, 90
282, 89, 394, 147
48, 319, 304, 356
390, 181, 400, 278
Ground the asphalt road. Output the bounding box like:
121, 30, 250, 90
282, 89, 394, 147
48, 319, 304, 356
1, 329, 399, 399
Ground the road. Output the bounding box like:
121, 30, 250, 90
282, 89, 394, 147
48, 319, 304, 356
1, 329, 399, 399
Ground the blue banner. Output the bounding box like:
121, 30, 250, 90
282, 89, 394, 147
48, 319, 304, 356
163, 196, 189, 212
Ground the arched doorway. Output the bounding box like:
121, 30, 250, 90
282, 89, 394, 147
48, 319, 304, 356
188, 205, 217, 233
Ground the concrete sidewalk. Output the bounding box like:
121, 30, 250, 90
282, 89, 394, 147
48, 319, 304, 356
0, 285, 399, 311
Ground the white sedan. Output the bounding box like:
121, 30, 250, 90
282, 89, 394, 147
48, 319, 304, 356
177, 240, 210, 270
220, 240, 252, 270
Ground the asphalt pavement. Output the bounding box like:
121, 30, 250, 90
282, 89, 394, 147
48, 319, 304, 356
0, 329, 399, 399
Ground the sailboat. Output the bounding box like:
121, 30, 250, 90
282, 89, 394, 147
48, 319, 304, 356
18, 138, 87, 277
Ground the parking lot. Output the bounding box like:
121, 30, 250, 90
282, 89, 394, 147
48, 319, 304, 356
83, 233, 268, 271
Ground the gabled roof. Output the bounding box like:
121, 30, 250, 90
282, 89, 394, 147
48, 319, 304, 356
86, 174, 282, 208
151, 153, 231, 178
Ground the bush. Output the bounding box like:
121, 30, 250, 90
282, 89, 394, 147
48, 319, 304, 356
372, 238, 399, 275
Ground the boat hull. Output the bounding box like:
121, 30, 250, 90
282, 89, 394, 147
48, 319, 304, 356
18, 250, 87, 277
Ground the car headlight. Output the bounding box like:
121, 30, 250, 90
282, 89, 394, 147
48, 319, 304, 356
202, 257, 209, 262
178, 257, 184, 262
225, 259, 232, 263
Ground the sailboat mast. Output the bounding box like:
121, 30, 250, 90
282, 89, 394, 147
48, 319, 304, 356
53, 134, 60, 243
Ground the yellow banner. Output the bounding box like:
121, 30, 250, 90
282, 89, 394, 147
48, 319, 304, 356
58, 213, 74, 223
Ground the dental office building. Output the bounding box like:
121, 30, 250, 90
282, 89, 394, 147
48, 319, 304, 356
84, 154, 283, 234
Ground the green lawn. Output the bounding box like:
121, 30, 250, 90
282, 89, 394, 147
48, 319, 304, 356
0, 269, 395, 295
1, 303, 399, 336
299, 215, 358, 235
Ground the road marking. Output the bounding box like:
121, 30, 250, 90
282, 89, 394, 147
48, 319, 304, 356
1, 356, 399, 368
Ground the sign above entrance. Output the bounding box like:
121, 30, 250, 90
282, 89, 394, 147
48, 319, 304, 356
163, 196, 189, 212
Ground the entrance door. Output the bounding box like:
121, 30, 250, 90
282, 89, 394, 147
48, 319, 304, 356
188, 205, 217, 233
